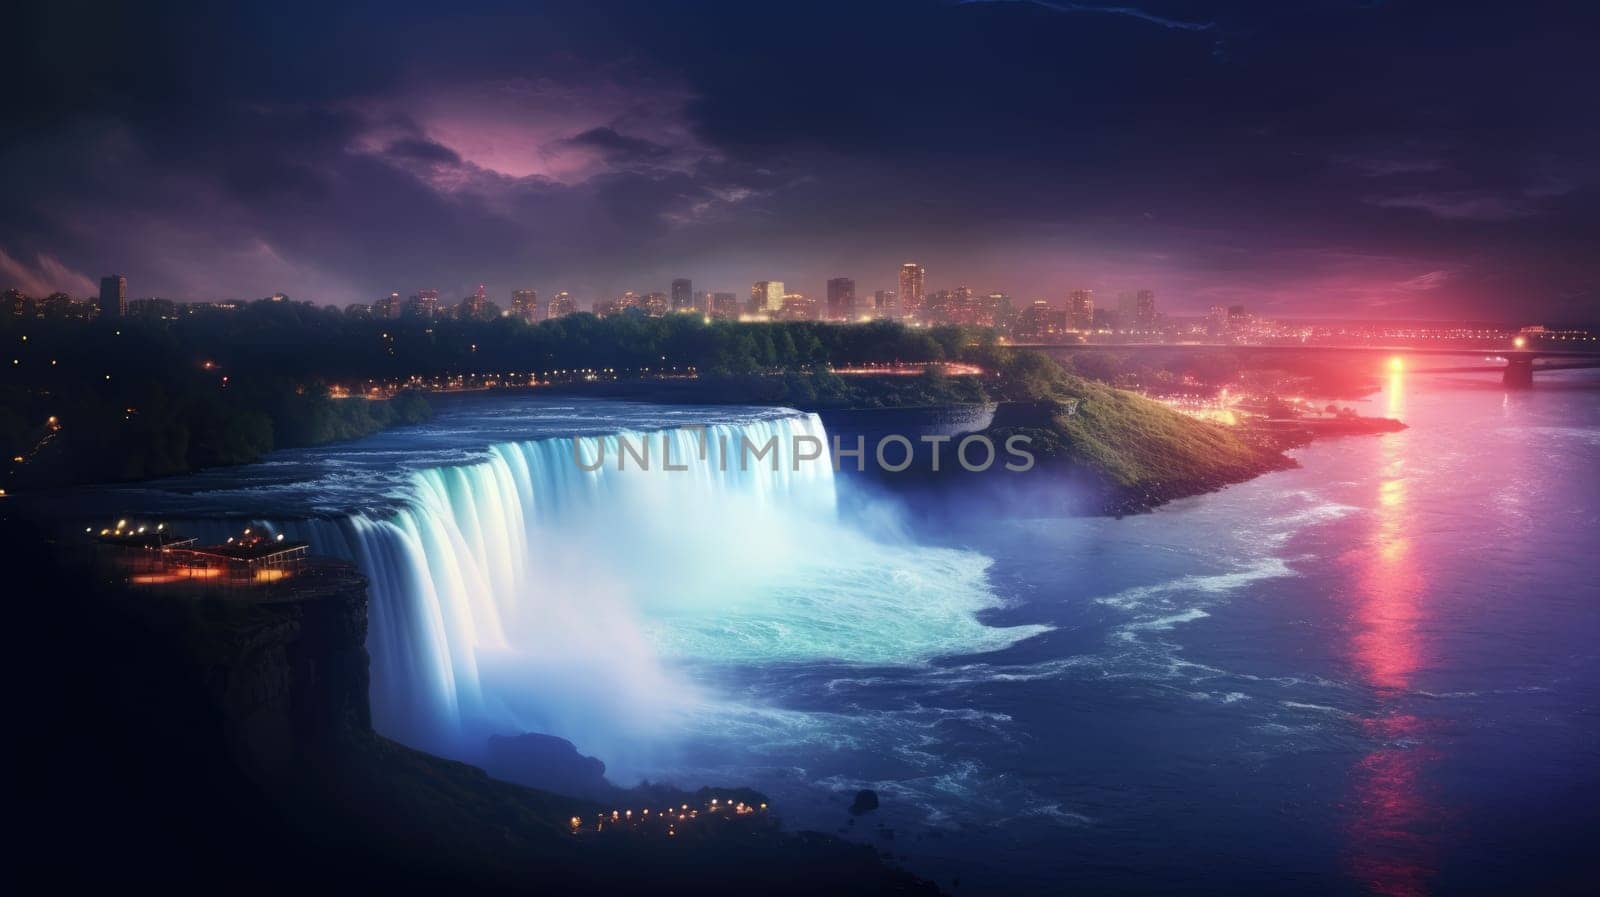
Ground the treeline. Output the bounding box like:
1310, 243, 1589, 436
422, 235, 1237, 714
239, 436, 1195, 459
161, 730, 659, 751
2, 298, 1280, 493
1059, 348, 1380, 398
0, 301, 990, 485
6, 300, 978, 384
0, 373, 432, 486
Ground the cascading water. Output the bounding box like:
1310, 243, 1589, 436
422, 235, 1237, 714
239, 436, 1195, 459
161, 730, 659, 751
249, 412, 1045, 775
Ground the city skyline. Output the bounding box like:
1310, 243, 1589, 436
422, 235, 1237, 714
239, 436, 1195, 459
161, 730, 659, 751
17, 265, 1595, 331
4, 2, 1597, 323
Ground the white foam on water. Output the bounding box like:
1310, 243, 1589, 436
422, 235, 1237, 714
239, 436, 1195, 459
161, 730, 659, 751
289, 412, 1046, 776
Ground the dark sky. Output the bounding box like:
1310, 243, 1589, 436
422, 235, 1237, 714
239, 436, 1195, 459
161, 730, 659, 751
4, 0, 1598, 321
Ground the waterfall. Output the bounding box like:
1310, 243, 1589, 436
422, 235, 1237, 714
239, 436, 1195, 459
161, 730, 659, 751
252, 412, 1043, 772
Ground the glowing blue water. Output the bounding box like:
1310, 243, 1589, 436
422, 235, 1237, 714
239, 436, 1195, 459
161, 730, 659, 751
321, 413, 1041, 762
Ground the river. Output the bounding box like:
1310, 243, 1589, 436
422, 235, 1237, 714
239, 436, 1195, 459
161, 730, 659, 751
53, 366, 1600, 895
647, 367, 1600, 895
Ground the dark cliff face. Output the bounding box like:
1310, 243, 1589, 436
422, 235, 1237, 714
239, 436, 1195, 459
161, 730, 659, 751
174, 573, 373, 783
5, 517, 940, 895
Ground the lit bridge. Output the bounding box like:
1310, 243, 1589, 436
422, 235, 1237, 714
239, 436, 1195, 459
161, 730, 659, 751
1008, 342, 1600, 388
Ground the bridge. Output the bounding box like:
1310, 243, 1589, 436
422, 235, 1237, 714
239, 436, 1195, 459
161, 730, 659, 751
1008, 341, 1600, 388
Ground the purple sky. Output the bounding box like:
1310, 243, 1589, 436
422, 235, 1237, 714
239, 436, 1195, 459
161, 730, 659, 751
3, 1, 1597, 322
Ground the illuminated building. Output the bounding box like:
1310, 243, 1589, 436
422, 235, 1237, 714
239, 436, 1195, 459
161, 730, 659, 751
874, 289, 896, 317
710, 292, 739, 318
671, 278, 694, 312
1068, 289, 1094, 331
375, 291, 403, 318
751, 281, 785, 315
99, 274, 126, 319
979, 292, 1011, 329
936, 285, 980, 325
548, 291, 577, 318
826, 277, 855, 321
409, 288, 441, 318
644, 292, 669, 316
1134, 289, 1156, 328
1017, 300, 1066, 340
459, 283, 491, 320
898, 263, 925, 318
511, 289, 539, 322
780, 292, 817, 320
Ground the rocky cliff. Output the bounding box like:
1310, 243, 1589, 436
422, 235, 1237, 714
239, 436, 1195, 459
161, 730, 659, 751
6, 517, 940, 895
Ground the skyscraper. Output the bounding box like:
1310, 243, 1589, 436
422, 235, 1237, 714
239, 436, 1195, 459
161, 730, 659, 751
1069, 289, 1094, 331
873, 290, 897, 316
460, 283, 490, 319
644, 292, 669, 316
898, 263, 925, 319
711, 292, 738, 318
408, 288, 440, 318
780, 291, 817, 321
1115, 290, 1156, 330
671, 278, 694, 312
549, 291, 577, 318
511, 289, 538, 322
751, 281, 785, 315
376, 291, 403, 318
826, 277, 856, 320
99, 275, 126, 319
1135, 289, 1156, 329
1017, 300, 1066, 340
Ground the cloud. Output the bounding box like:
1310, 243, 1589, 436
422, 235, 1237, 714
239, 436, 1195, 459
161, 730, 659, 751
1395, 269, 1453, 291
377, 76, 715, 186
1369, 191, 1539, 221
384, 138, 463, 165
1332, 152, 1447, 177
557, 127, 674, 167
957, 0, 1216, 32
0, 248, 96, 297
